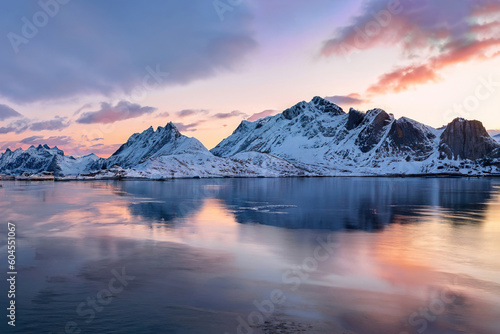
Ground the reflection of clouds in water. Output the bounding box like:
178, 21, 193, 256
17, 236, 243, 334
1, 178, 500, 333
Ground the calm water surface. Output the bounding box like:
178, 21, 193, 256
1, 178, 500, 334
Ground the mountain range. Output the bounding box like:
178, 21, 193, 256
1, 96, 499, 178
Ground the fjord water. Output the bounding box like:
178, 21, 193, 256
1, 178, 500, 334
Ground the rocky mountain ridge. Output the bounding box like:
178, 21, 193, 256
1, 96, 499, 178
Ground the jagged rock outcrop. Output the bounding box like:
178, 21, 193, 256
385, 117, 436, 159
439, 118, 500, 160
345, 108, 365, 130
211, 97, 500, 175
282, 96, 344, 120
355, 109, 392, 153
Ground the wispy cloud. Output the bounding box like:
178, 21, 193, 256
325, 94, 366, 105
0, 116, 70, 134
155, 111, 171, 118
177, 109, 209, 118
173, 121, 204, 132
19, 135, 44, 144
30, 116, 70, 131
76, 101, 156, 124
0, 119, 29, 134
247, 110, 279, 122
212, 110, 247, 119
73, 103, 93, 116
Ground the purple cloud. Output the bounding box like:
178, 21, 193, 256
0, 104, 22, 121
73, 103, 93, 116
29, 116, 70, 131
325, 94, 366, 106
76, 101, 156, 124
212, 110, 247, 119
155, 111, 171, 118
247, 110, 279, 122
177, 109, 209, 118
19, 136, 44, 144
0, 119, 29, 134
0, 1, 256, 103
173, 121, 204, 132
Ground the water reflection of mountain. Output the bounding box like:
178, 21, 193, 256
116, 178, 498, 231
117, 180, 224, 223
438, 178, 498, 224
215, 178, 498, 231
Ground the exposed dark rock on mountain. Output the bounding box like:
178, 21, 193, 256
385, 117, 436, 159
355, 109, 392, 153
439, 118, 500, 160
346, 108, 365, 130
2, 96, 500, 178
211, 97, 500, 175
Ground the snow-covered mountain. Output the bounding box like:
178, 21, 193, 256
95, 122, 210, 169
212, 96, 500, 175
0, 144, 99, 176
494, 134, 500, 143
2, 96, 499, 178
100, 122, 307, 178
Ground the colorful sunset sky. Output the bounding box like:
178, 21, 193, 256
1, 0, 499, 157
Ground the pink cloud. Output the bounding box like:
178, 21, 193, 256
247, 109, 279, 122
325, 93, 367, 105
76, 101, 156, 124
321, 0, 500, 94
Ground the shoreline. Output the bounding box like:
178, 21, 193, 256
1, 172, 500, 182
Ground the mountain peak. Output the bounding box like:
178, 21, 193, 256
439, 118, 499, 160
310, 96, 344, 115
104, 120, 208, 168
282, 96, 344, 120
165, 121, 181, 137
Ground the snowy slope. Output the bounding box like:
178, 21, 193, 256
95, 122, 308, 178
102, 122, 210, 169
55, 153, 101, 176
3, 97, 499, 178
494, 134, 500, 143
212, 97, 435, 174
125, 152, 308, 179
211, 97, 500, 176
